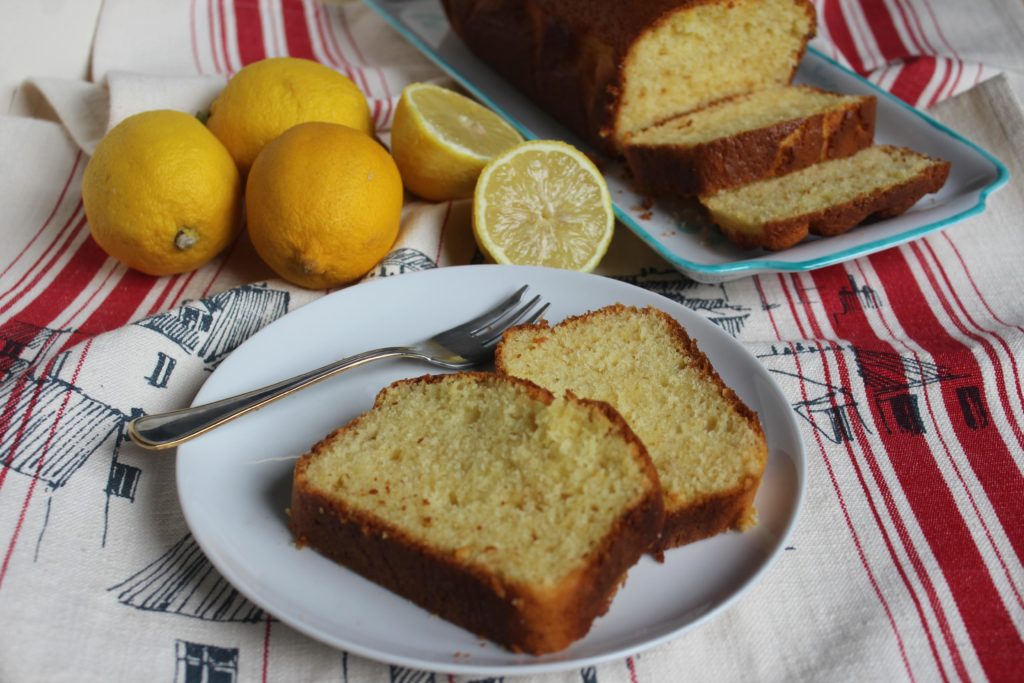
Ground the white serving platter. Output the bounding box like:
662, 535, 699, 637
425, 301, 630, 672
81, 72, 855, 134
363, 0, 1009, 283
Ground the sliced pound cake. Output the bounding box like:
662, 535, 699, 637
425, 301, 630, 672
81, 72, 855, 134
442, 0, 816, 153
700, 144, 951, 250
495, 305, 768, 552
290, 372, 663, 655
624, 86, 876, 196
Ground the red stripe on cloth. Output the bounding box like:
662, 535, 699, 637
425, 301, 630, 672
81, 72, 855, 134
233, 0, 265, 65
916, 0, 964, 102
217, 0, 236, 73
883, 256, 1024, 616
207, 0, 225, 74
63, 267, 159, 350
52, 259, 124, 350
790, 271, 958, 680
163, 266, 203, 312
198, 231, 246, 298
0, 358, 53, 492
626, 656, 639, 683
0, 152, 82, 282
1, 200, 83, 305
0, 228, 108, 376
146, 274, 185, 317
811, 265, 975, 678
941, 234, 1024, 336
889, 0, 928, 55
281, 0, 315, 60
901, 244, 1024, 557
0, 361, 54, 493
311, 0, 365, 94
332, 5, 375, 95
888, 57, 937, 106
311, 3, 344, 68
5, 233, 109, 333
0, 316, 67, 491
821, 0, 867, 73
860, 0, 913, 62
920, 240, 1024, 444
0, 340, 92, 589
821, 253, 1022, 681
762, 273, 918, 678
0, 210, 88, 318
189, 0, 205, 74
889, 0, 954, 106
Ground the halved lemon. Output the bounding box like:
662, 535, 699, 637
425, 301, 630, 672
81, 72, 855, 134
473, 140, 614, 272
391, 82, 523, 201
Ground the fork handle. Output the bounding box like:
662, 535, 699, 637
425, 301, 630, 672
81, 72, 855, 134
127, 346, 413, 451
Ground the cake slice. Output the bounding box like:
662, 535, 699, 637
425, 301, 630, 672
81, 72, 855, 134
700, 144, 951, 250
624, 86, 876, 196
442, 0, 817, 153
495, 305, 768, 552
290, 372, 663, 655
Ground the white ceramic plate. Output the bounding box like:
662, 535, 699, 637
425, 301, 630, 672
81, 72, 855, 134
177, 265, 805, 676
363, 0, 1009, 283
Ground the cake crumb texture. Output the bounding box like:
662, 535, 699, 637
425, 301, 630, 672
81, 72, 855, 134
290, 371, 663, 654
496, 305, 768, 550
624, 85, 876, 196
700, 144, 952, 249
441, 0, 816, 153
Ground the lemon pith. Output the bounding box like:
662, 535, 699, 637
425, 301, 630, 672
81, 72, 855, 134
473, 140, 614, 272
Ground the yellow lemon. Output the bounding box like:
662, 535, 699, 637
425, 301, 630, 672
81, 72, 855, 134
246, 122, 402, 289
81, 110, 243, 276
207, 57, 373, 174
473, 140, 614, 272
391, 82, 522, 201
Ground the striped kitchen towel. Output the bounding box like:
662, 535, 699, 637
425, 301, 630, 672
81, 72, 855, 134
1, 1, 1022, 682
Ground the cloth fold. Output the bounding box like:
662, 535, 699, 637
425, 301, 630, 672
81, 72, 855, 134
2, 1, 1023, 681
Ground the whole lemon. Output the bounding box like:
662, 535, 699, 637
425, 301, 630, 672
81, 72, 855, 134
246, 122, 403, 289
82, 110, 243, 276
207, 57, 373, 174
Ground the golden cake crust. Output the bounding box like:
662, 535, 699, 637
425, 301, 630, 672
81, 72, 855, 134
624, 91, 877, 197
706, 149, 952, 250
289, 372, 664, 655
441, 0, 816, 154
495, 305, 768, 552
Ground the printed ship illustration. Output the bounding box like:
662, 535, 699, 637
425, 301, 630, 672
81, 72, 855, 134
1, 285, 296, 634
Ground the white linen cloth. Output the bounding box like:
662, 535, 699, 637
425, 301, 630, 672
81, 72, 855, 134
1, 1, 1023, 681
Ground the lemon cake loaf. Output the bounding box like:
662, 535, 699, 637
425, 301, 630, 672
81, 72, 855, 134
290, 372, 663, 655
495, 305, 768, 552
700, 144, 951, 250
624, 86, 876, 196
441, 0, 816, 154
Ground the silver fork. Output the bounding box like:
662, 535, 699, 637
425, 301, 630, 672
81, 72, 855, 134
128, 285, 548, 451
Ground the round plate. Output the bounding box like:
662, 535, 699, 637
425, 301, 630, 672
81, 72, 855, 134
176, 264, 805, 676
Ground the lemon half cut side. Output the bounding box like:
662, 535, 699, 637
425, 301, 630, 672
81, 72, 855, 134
391, 82, 523, 201
473, 140, 614, 273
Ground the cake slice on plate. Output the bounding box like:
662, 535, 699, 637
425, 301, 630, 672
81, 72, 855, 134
496, 305, 768, 552
290, 371, 663, 655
